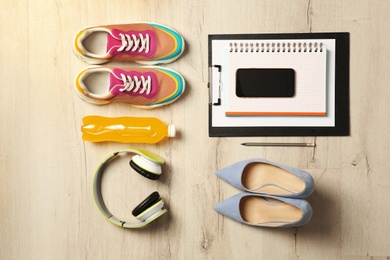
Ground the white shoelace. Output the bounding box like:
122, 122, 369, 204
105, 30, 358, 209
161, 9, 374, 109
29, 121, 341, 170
117, 33, 150, 53
119, 74, 152, 95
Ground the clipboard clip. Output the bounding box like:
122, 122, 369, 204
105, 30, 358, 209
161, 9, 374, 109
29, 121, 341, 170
208, 65, 222, 106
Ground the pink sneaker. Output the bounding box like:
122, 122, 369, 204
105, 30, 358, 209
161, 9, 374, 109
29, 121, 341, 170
74, 66, 185, 108
73, 23, 185, 65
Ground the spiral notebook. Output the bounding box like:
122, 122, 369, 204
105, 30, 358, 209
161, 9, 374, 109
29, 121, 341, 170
208, 33, 350, 137
226, 40, 327, 116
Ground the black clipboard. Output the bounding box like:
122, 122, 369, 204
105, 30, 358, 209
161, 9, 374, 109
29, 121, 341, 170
208, 32, 350, 137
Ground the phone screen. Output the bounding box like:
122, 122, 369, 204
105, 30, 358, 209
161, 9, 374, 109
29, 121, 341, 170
236, 68, 295, 97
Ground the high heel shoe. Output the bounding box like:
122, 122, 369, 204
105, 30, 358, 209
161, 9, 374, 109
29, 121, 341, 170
215, 159, 314, 198
213, 192, 312, 227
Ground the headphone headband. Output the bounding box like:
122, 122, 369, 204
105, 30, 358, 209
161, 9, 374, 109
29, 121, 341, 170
92, 149, 167, 228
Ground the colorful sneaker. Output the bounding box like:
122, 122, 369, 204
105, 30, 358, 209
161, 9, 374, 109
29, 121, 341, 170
74, 66, 185, 108
73, 23, 185, 65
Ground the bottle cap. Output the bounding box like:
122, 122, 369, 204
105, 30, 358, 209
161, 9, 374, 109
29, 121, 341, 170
168, 125, 176, 137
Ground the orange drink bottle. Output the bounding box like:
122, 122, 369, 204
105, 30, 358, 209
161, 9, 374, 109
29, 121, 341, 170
81, 116, 176, 144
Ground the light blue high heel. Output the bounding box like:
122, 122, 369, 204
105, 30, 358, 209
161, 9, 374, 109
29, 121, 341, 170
213, 192, 313, 227
215, 159, 314, 198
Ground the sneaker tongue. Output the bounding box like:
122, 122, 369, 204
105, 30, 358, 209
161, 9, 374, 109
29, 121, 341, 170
109, 71, 125, 93
106, 29, 157, 58
109, 69, 158, 98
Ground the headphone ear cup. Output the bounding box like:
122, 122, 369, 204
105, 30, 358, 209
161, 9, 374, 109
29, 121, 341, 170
130, 155, 162, 180
132, 191, 161, 217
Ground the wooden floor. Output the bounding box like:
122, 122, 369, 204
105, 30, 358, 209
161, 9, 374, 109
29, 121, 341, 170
1, 0, 390, 259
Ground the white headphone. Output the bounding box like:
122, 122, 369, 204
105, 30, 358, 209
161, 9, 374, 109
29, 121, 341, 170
93, 148, 167, 228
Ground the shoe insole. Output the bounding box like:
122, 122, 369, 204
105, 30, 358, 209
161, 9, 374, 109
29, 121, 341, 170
240, 196, 302, 226
83, 71, 110, 96
242, 163, 305, 195
83, 31, 108, 55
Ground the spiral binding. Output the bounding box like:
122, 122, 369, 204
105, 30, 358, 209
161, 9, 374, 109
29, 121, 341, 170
229, 41, 324, 53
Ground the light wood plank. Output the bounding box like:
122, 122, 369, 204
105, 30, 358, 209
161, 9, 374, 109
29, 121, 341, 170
0, 1, 31, 259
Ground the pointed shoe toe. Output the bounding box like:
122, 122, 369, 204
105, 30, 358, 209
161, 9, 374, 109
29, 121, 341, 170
215, 159, 314, 198
213, 192, 312, 228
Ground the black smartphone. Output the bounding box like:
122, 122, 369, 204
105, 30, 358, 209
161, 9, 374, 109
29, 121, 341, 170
236, 68, 295, 97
